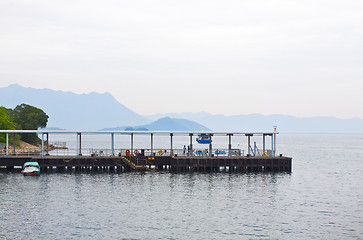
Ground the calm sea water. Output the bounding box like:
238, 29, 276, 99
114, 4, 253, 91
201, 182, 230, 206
1, 134, 362, 239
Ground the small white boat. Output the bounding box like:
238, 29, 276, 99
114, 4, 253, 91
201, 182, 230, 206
21, 162, 40, 176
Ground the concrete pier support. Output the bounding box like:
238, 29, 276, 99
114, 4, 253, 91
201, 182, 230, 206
6, 166, 14, 171
0, 155, 292, 173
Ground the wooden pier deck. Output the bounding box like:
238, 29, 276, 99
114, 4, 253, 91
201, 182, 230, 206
0, 155, 292, 173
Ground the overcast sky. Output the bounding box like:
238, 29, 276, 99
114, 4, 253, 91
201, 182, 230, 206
1, 0, 362, 118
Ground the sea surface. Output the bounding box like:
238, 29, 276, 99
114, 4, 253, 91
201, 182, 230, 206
1, 134, 362, 239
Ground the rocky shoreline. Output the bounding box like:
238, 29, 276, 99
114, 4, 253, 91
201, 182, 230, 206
1, 141, 65, 154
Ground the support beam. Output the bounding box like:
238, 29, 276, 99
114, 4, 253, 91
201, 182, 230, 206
76, 133, 79, 156
228, 134, 232, 157
79, 133, 82, 156
13, 133, 15, 155
46, 133, 49, 155
271, 134, 274, 157
6, 133, 9, 156
272, 126, 277, 157
111, 133, 114, 156
131, 133, 134, 156
253, 142, 257, 157
170, 133, 173, 156
273, 132, 277, 157
150, 133, 154, 155
76, 132, 82, 156
209, 134, 213, 156
189, 133, 193, 155
263, 134, 266, 153
246, 134, 253, 156
41, 133, 44, 157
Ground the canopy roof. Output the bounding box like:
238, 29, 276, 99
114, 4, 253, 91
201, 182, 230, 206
0, 130, 277, 136
23, 162, 40, 168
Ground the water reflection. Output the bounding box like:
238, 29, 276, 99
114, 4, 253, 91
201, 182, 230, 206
1, 134, 363, 239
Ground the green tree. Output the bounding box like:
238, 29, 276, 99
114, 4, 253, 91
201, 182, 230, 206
0, 106, 16, 143
8, 104, 49, 144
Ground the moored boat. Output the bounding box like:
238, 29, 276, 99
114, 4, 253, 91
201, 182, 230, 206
21, 162, 40, 176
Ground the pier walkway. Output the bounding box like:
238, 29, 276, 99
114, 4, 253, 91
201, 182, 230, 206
0, 130, 292, 173
0, 155, 291, 173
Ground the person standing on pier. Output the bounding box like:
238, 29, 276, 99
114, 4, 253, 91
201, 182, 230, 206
183, 145, 186, 155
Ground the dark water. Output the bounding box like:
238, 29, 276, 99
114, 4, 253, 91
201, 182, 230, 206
1, 134, 362, 239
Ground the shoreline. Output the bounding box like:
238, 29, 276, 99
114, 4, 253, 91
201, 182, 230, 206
1, 141, 66, 155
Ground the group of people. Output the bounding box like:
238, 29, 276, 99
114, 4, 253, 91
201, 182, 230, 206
183, 145, 193, 156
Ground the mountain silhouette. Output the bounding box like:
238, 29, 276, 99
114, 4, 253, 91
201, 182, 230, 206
0, 84, 149, 130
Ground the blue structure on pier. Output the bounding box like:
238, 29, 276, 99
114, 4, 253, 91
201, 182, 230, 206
196, 133, 211, 144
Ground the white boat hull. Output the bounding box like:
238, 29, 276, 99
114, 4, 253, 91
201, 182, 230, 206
21, 166, 40, 176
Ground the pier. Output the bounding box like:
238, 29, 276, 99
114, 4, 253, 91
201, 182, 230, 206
0, 130, 292, 173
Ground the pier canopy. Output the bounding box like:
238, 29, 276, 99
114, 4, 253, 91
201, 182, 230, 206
0, 130, 277, 135
0, 130, 278, 158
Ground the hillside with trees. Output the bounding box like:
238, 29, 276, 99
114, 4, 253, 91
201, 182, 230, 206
0, 104, 48, 145
0, 106, 16, 143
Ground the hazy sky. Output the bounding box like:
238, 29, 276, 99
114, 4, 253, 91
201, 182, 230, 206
1, 0, 362, 118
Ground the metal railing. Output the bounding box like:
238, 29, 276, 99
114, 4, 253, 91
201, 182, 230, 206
0, 147, 245, 157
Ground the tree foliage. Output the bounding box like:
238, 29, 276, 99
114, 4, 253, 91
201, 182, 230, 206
8, 104, 48, 130
6, 104, 49, 144
0, 106, 16, 143
0, 107, 15, 130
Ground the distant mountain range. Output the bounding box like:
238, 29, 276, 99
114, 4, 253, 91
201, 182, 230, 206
0, 84, 209, 131
0, 84, 149, 130
103, 117, 211, 131
146, 112, 363, 133
1, 84, 362, 133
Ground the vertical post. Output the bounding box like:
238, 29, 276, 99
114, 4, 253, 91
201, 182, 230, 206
76, 132, 82, 156
13, 133, 15, 155
6, 133, 9, 156
76, 133, 79, 156
79, 133, 82, 156
111, 133, 114, 156
228, 134, 232, 157
189, 133, 193, 154
273, 132, 277, 157
263, 134, 266, 153
271, 134, 274, 157
209, 134, 213, 156
46, 133, 49, 155
150, 133, 154, 156
247, 134, 251, 156
170, 133, 173, 156
41, 133, 44, 157
273, 126, 277, 157
254, 142, 257, 157
131, 133, 134, 156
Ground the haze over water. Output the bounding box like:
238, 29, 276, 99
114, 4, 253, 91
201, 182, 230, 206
1, 134, 362, 239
